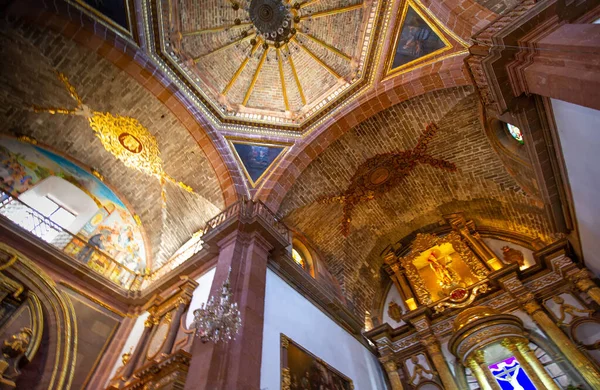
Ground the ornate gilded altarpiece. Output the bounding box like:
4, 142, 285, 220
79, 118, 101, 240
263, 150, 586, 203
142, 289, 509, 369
281, 334, 354, 390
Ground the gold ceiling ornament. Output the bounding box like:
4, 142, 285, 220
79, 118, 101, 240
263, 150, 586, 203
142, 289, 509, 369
31, 72, 195, 207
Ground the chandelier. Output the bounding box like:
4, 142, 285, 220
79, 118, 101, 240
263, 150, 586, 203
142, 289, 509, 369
191, 268, 242, 343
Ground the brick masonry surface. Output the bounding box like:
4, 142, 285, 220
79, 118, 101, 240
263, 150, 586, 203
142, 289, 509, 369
278, 86, 555, 314
0, 20, 226, 266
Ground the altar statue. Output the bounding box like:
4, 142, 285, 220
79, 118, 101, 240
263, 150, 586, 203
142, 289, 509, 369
427, 250, 456, 287
408, 356, 433, 384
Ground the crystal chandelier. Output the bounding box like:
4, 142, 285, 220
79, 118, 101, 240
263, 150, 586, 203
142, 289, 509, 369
191, 268, 242, 343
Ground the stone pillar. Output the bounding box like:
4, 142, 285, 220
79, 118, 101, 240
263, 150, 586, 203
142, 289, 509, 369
502, 338, 556, 390
569, 269, 600, 306
422, 336, 459, 390
516, 338, 561, 390
381, 359, 404, 390
121, 316, 154, 380
521, 24, 600, 111
161, 299, 187, 356
184, 229, 273, 390
520, 295, 600, 388
467, 351, 499, 390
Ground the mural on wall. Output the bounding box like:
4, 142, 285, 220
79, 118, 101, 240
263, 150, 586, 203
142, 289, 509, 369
388, 3, 448, 73
230, 141, 287, 187
281, 334, 353, 390
0, 136, 147, 271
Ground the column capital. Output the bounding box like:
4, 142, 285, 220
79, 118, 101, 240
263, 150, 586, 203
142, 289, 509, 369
381, 359, 398, 373
518, 293, 543, 315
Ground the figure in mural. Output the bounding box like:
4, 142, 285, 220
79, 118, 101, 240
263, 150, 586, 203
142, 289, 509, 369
0, 137, 148, 274
408, 355, 433, 384
77, 229, 111, 264
301, 371, 311, 389
551, 295, 593, 325
391, 7, 446, 69
427, 250, 457, 287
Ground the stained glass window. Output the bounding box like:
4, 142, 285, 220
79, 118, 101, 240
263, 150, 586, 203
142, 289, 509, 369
507, 123, 524, 144
489, 356, 536, 390
291, 248, 306, 270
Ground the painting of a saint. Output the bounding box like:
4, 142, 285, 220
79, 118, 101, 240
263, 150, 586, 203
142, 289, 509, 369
232, 142, 284, 184
282, 335, 353, 390
390, 6, 446, 70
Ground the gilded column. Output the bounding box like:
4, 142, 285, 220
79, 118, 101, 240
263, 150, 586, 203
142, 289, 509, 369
515, 338, 561, 390
501, 338, 556, 390
520, 295, 600, 388
381, 359, 404, 390
466, 352, 498, 390
569, 269, 600, 306
447, 215, 502, 271
422, 336, 459, 390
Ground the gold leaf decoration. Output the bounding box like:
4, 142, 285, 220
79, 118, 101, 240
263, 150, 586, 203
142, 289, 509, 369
31, 72, 195, 207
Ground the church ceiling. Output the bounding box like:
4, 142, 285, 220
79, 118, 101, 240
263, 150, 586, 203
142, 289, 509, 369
148, 0, 381, 133
278, 86, 554, 312
0, 22, 225, 267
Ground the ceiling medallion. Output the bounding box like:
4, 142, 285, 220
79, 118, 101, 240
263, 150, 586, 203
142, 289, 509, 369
32, 72, 195, 205
319, 123, 457, 236
248, 0, 295, 46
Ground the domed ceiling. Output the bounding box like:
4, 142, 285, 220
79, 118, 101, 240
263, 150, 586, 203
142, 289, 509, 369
149, 0, 381, 133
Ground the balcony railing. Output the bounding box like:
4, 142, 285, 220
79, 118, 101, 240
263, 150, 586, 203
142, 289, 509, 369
0, 191, 290, 292
0, 192, 144, 290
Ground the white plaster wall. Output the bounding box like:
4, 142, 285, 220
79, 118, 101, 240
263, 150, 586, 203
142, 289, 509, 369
106, 312, 149, 384
382, 284, 406, 328
551, 99, 600, 276
482, 238, 535, 270
185, 267, 216, 327
261, 269, 388, 390
20, 176, 98, 234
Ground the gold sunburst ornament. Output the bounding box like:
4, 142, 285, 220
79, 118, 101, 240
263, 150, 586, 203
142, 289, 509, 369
32, 72, 194, 205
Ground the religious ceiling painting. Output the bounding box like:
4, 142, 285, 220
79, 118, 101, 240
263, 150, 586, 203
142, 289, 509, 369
228, 139, 289, 188
384, 0, 467, 79
65, 0, 137, 41
32, 72, 195, 206
319, 123, 456, 236
147, 0, 384, 133
0, 136, 148, 272
281, 334, 353, 390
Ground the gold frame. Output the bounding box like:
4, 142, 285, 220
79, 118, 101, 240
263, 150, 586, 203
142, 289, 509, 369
66, 0, 138, 44
227, 138, 291, 189
383, 0, 465, 80
280, 334, 354, 390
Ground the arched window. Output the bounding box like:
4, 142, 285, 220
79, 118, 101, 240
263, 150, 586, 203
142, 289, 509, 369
291, 248, 307, 270
506, 123, 524, 144
290, 238, 315, 278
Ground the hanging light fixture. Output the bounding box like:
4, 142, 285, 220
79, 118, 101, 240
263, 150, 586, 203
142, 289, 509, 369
191, 268, 242, 343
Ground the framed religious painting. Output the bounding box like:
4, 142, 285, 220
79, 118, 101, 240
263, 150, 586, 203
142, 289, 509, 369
281, 334, 354, 390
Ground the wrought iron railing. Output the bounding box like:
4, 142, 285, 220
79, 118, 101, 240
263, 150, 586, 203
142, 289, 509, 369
0, 192, 144, 290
